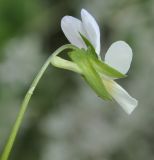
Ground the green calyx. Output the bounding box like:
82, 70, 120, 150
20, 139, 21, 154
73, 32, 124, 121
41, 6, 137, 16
68, 48, 112, 100
68, 35, 126, 100
79, 33, 126, 79
50, 37, 126, 100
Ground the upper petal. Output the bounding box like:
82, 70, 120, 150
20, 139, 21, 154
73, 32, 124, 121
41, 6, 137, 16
81, 9, 100, 55
104, 80, 138, 114
61, 16, 87, 49
104, 41, 133, 74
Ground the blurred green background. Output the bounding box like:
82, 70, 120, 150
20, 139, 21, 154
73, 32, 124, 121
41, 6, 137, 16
0, 0, 154, 160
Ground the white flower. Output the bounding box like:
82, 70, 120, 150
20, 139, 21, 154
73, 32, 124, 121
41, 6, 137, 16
61, 9, 138, 114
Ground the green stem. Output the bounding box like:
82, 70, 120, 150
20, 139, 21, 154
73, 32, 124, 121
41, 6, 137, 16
0, 44, 76, 160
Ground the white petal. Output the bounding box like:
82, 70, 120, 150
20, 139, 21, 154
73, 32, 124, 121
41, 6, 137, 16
104, 80, 138, 114
61, 16, 87, 49
81, 9, 100, 55
105, 41, 132, 74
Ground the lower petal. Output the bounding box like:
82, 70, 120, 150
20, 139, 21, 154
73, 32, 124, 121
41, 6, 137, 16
103, 80, 138, 114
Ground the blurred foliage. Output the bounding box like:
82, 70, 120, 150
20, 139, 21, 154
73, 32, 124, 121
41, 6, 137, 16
0, 0, 154, 160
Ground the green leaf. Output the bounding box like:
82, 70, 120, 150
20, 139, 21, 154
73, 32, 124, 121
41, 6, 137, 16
68, 49, 112, 100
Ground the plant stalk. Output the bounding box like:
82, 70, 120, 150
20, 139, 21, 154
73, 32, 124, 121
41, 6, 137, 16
0, 44, 76, 160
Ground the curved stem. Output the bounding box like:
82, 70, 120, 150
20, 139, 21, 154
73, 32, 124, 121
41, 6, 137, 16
0, 44, 76, 160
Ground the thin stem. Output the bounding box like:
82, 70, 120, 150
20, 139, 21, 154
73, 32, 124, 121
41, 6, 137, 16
0, 44, 76, 160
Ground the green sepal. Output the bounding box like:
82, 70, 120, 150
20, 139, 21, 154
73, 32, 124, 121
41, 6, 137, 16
68, 48, 112, 100
79, 33, 126, 79
90, 54, 127, 79
79, 33, 98, 58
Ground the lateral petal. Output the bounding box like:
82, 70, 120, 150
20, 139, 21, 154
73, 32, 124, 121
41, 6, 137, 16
105, 41, 132, 74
